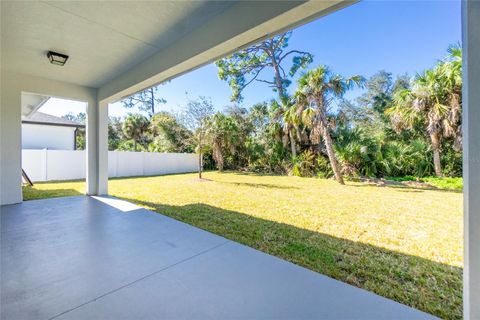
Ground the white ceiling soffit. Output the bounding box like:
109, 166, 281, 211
1, 0, 355, 102
1, 1, 235, 88
99, 0, 354, 103
20, 93, 50, 118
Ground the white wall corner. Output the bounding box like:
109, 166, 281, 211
97, 101, 109, 195
0, 70, 23, 205
462, 1, 480, 319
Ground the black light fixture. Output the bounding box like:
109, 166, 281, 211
47, 51, 69, 66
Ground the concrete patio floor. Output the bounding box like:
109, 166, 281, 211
1, 196, 436, 319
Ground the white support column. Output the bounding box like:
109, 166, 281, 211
97, 101, 108, 195
462, 1, 480, 319
0, 72, 22, 205
86, 99, 98, 195
86, 98, 108, 196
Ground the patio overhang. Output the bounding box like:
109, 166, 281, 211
97, 1, 352, 104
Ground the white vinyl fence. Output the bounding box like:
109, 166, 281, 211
22, 149, 197, 182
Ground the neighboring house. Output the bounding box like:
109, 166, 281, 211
22, 112, 84, 150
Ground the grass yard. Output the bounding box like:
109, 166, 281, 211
23, 172, 463, 319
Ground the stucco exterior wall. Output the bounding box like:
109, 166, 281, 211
22, 124, 77, 150
462, 2, 480, 318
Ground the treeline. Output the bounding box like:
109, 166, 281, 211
68, 33, 462, 183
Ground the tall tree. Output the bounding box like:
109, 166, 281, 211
295, 65, 364, 184
149, 112, 193, 152
62, 112, 86, 124
182, 96, 214, 179
271, 98, 300, 157
388, 46, 462, 176
339, 71, 411, 139
216, 32, 312, 158
62, 112, 86, 150
206, 112, 240, 171
216, 31, 312, 103
108, 116, 123, 151
122, 86, 166, 118
122, 113, 150, 151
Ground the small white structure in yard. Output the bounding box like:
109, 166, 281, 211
22, 112, 84, 150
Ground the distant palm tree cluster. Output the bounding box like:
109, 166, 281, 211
100, 33, 461, 183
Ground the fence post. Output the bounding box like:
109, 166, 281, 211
114, 151, 118, 178
41, 148, 48, 181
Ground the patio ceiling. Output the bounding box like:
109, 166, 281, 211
1, 1, 235, 88
1, 1, 353, 102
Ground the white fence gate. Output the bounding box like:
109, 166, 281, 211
22, 149, 197, 182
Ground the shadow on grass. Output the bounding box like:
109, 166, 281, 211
348, 182, 463, 194
107, 171, 199, 181
228, 170, 284, 177
216, 181, 299, 190
114, 196, 462, 320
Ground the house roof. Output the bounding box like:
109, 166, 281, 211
22, 112, 85, 128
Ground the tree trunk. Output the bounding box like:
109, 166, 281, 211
321, 123, 344, 185
430, 133, 443, 177
271, 58, 285, 101
150, 87, 155, 117
272, 54, 298, 160
289, 131, 297, 158
134, 140, 137, 152
198, 151, 202, 179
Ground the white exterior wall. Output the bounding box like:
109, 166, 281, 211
463, 2, 480, 319
22, 124, 76, 150
22, 150, 197, 182
0, 71, 22, 204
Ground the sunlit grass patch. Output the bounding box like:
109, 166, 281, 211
423, 176, 463, 191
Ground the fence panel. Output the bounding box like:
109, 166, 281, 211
22, 150, 197, 182
22, 149, 45, 182
45, 150, 86, 181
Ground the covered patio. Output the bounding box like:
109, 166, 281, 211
1, 1, 479, 319
2, 196, 434, 319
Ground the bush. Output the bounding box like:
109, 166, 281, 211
291, 150, 316, 177
316, 155, 333, 179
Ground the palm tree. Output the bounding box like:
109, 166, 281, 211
388, 46, 462, 176
122, 113, 150, 151
440, 45, 462, 151
272, 98, 299, 158
295, 65, 364, 185
206, 112, 239, 171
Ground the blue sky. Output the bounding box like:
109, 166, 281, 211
41, 0, 461, 118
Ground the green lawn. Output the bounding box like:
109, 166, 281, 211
23, 172, 463, 319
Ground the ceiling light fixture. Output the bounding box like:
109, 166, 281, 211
47, 51, 69, 66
